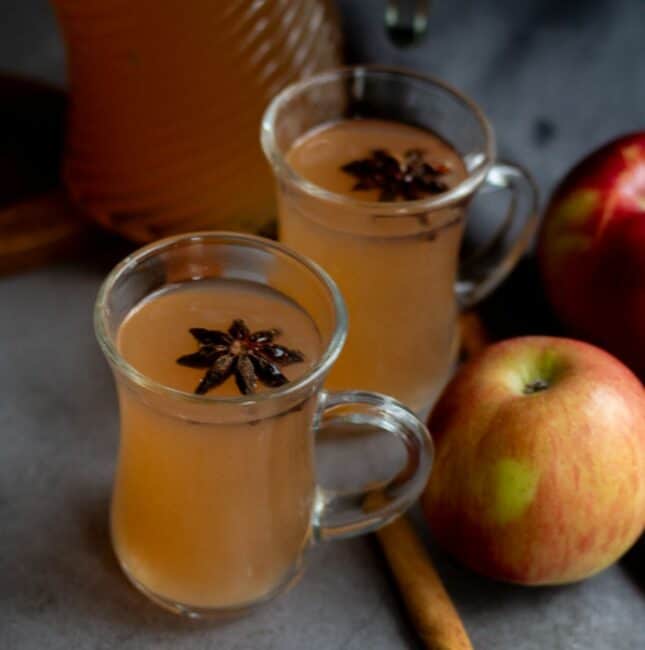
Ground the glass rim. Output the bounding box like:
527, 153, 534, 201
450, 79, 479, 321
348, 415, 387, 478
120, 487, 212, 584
261, 64, 496, 213
94, 231, 348, 406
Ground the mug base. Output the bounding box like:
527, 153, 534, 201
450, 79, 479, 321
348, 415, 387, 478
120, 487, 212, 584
117, 556, 305, 619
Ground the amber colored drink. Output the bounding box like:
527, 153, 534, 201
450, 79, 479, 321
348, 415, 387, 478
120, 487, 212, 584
51, 0, 341, 241
282, 119, 468, 413
113, 279, 322, 609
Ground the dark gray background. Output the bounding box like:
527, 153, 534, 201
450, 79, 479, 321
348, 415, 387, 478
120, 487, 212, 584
1, 1, 644, 649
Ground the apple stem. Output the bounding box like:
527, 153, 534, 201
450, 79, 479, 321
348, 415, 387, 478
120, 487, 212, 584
523, 379, 549, 395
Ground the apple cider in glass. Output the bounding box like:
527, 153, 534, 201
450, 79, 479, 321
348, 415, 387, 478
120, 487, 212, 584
113, 279, 322, 609
281, 119, 468, 413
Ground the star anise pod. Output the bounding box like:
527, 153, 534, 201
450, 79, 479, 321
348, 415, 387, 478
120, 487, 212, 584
177, 319, 305, 396
341, 148, 450, 201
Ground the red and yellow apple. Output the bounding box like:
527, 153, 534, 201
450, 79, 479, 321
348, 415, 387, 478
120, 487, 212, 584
538, 133, 645, 376
422, 336, 645, 585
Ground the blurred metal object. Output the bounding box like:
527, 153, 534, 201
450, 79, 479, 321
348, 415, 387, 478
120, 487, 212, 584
385, 0, 430, 47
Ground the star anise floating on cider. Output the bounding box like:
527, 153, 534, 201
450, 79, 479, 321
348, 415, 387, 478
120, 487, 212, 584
341, 148, 450, 201
177, 319, 305, 396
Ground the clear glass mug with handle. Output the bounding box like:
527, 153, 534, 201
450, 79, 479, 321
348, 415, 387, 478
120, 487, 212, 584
94, 232, 433, 618
262, 65, 539, 417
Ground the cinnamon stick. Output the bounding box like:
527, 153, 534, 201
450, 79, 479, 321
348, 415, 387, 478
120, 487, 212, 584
375, 513, 473, 650
369, 310, 487, 648
365, 313, 487, 648
365, 489, 473, 650
458, 311, 489, 361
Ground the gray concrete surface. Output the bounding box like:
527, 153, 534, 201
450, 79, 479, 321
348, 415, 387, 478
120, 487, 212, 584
1, 1, 644, 648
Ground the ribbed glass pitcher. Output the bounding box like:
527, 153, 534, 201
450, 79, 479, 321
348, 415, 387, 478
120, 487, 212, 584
51, 0, 343, 241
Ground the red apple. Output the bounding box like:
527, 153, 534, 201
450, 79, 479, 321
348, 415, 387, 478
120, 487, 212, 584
538, 133, 645, 376
422, 336, 645, 585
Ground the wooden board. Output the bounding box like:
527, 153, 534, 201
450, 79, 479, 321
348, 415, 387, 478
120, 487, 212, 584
0, 190, 86, 275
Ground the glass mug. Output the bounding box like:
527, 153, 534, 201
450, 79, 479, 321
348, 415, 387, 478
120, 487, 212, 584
94, 232, 432, 617
262, 66, 539, 416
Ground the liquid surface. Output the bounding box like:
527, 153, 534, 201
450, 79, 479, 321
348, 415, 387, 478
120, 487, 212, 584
112, 279, 322, 610
282, 119, 467, 414
286, 118, 466, 199
118, 279, 321, 396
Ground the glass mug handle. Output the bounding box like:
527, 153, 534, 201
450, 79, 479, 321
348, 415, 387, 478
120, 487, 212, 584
457, 162, 540, 309
312, 390, 433, 541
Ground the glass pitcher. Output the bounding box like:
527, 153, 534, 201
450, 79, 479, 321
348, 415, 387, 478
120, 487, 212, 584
51, 1, 430, 242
